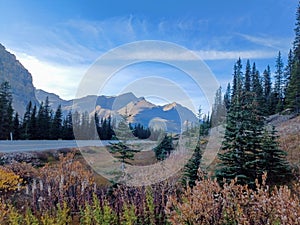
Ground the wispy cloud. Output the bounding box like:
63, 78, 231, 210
98, 45, 278, 61
237, 33, 293, 50
195, 49, 278, 60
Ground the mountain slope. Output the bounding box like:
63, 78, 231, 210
35, 89, 71, 110
0, 44, 39, 115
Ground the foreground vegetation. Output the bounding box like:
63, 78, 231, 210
0, 152, 299, 225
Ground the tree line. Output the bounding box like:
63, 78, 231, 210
0, 84, 166, 141
211, 50, 299, 128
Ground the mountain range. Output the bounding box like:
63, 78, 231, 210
36, 89, 198, 132
0, 43, 197, 132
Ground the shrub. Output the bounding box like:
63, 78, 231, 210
166, 173, 300, 225
0, 166, 23, 193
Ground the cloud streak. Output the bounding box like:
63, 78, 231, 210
195, 49, 278, 60
237, 33, 293, 50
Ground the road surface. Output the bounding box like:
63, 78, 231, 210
0, 140, 112, 153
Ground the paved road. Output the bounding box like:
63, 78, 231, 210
0, 140, 112, 153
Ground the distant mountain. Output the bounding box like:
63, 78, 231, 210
0, 44, 39, 115
35, 89, 72, 111
38, 89, 198, 133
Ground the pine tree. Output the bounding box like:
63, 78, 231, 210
224, 82, 231, 111
215, 92, 265, 186
286, 2, 300, 114
50, 105, 63, 140
284, 49, 294, 96
251, 63, 264, 109
263, 66, 272, 114
293, 1, 300, 62
274, 51, 284, 112
21, 101, 32, 139
153, 134, 174, 161
0, 81, 13, 140
216, 59, 266, 187
28, 105, 37, 139
232, 58, 243, 99
211, 86, 226, 127
182, 143, 203, 187
109, 115, 140, 171
286, 62, 300, 113
244, 59, 251, 92
99, 115, 114, 140
259, 127, 292, 185
62, 111, 74, 140
12, 112, 20, 140
36, 97, 52, 139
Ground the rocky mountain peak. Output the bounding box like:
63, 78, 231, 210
0, 44, 39, 115
163, 102, 178, 111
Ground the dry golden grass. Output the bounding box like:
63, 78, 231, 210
276, 115, 300, 165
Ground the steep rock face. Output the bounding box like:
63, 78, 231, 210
0, 44, 39, 115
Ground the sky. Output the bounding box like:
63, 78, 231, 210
0, 0, 298, 114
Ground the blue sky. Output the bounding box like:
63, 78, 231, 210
0, 0, 298, 113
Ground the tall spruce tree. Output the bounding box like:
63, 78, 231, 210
50, 105, 63, 140
259, 127, 292, 185
211, 86, 226, 127
284, 50, 294, 97
286, 2, 300, 114
251, 63, 264, 108
232, 58, 243, 99
12, 112, 20, 140
244, 59, 251, 92
21, 101, 32, 140
216, 59, 268, 187
182, 143, 203, 187
37, 97, 52, 139
28, 105, 37, 139
62, 111, 74, 140
263, 66, 272, 114
274, 51, 285, 112
286, 62, 300, 113
293, 1, 300, 62
182, 108, 205, 187
224, 82, 231, 111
